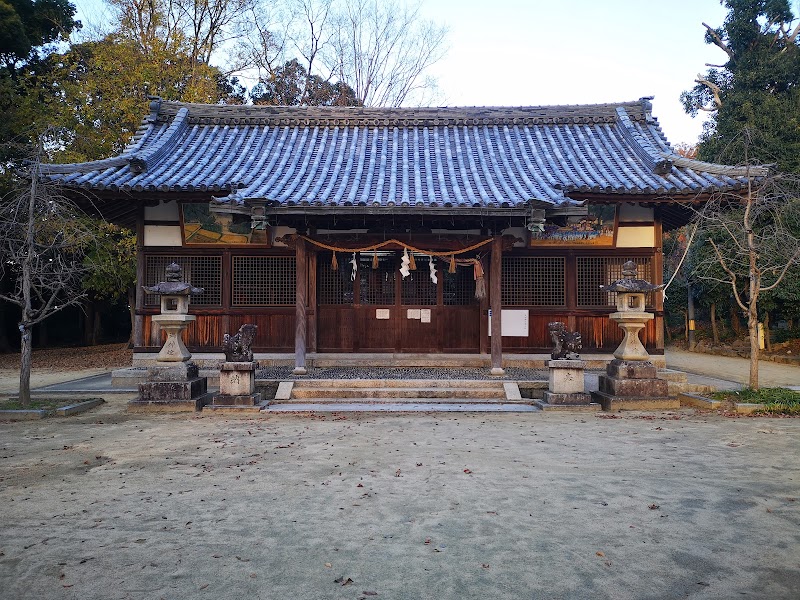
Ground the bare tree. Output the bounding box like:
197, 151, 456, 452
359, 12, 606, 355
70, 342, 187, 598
0, 147, 97, 406
241, 0, 447, 107
327, 0, 447, 106
691, 154, 800, 389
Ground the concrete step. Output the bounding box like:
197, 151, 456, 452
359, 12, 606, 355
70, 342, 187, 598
273, 396, 530, 405
264, 402, 540, 413
290, 387, 507, 400
289, 379, 509, 388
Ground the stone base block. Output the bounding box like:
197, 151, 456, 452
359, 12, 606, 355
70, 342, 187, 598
592, 391, 680, 412
606, 359, 658, 380
127, 399, 203, 413
219, 363, 256, 396
543, 391, 592, 405
212, 392, 263, 406
204, 402, 267, 414
138, 377, 207, 402
145, 362, 199, 382
533, 400, 602, 412
599, 375, 668, 397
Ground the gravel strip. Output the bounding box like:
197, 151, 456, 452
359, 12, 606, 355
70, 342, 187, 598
254, 366, 580, 380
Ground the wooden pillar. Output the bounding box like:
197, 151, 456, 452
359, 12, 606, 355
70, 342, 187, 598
133, 212, 145, 349
308, 250, 318, 353
294, 237, 308, 374
490, 236, 504, 375
653, 213, 665, 351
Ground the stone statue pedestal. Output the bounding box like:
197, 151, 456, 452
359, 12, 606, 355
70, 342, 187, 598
128, 362, 208, 412
542, 359, 592, 405
151, 313, 195, 362
592, 359, 676, 411
609, 310, 653, 361
208, 362, 264, 412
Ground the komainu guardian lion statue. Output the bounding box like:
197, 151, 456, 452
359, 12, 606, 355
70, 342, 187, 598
548, 322, 582, 360
223, 324, 258, 362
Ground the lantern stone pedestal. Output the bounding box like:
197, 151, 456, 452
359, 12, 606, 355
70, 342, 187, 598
127, 263, 209, 413
129, 362, 208, 413
590, 261, 676, 411
542, 360, 593, 406
207, 362, 264, 413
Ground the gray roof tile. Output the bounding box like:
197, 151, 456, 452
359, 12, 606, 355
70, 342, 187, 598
41, 98, 768, 208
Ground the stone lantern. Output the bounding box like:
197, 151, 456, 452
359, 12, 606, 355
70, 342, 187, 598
129, 263, 208, 412
602, 261, 663, 361
591, 261, 674, 411
142, 263, 204, 362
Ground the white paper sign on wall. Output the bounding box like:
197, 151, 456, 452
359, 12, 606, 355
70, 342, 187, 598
488, 309, 529, 337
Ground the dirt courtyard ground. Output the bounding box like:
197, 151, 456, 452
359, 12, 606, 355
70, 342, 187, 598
1, 398, 799, 600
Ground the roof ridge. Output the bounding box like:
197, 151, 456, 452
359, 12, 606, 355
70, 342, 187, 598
128, 107, 189, 174
664, 154, 771, 177
149, 98, 652, 127
615, 107, 673, 175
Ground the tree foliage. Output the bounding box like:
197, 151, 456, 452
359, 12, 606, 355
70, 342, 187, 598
0, 0, 80, 71
681, 0, 800, 172
250, 57, 358, 105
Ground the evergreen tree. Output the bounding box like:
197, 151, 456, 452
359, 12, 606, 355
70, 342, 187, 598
681, 0, 800, 172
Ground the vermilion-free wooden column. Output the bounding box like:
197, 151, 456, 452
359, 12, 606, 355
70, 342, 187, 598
490, 235, 504, 376
293, 237, 308, 375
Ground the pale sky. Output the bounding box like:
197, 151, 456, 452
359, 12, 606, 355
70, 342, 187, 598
72, 0, 735, 146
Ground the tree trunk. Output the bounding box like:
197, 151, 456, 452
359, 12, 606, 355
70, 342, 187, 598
127, 286, 136, 348
0, 303, 11, 352
91, 301, 102, 345
710, 302, 720, 344
19, 325, 32, 407
682, 310, 688, 341
38, 320, 48, 347
730, 304, 743, 336
748, 304, 759, 389
764, 312, 771, 352
687, 284, 696, 350
83, 300, 95, 346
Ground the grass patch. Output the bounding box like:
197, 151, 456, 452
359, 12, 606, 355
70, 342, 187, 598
0, 397, 80, 411
711, 388, 800, 415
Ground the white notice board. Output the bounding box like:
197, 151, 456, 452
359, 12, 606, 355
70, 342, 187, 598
488, 309, 529, 337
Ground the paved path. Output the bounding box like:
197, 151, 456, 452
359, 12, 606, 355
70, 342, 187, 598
666, 348, 800, 389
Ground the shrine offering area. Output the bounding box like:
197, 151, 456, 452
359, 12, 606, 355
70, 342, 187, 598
1, 408, 798, 599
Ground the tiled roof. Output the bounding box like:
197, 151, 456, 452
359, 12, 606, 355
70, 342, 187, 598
42, 97, 767, 210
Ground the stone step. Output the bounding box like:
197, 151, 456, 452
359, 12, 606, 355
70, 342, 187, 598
667, 382, 716, 396
288, 379, 509, 388
291, 387, 508, 399
275, 395, 524, 404
264, 402, 539, 413
657, 369, 689, 383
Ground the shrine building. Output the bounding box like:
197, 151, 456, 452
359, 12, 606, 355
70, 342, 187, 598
41, 97, 762, 372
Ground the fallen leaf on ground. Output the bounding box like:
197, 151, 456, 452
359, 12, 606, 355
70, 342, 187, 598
648, 504, 659, 510
463, 469, 472, 474
596, 551, 605, 557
